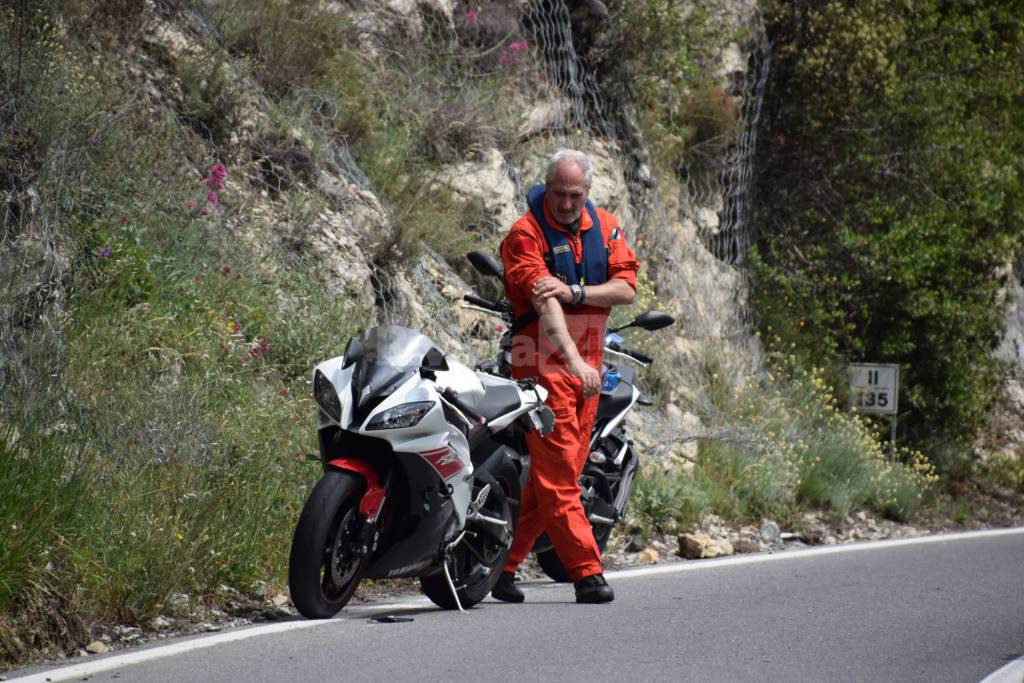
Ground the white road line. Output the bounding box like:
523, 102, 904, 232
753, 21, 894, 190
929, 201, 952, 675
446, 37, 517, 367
7, 600, 430, 683
980, 654, 1024, 683
10, 527, 1024, 682
607, 526, 1024, 581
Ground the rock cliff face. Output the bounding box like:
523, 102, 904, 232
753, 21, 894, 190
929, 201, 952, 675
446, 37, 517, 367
348, 2, 762, 351
1, 0, 763, 460
295, 0, 770, 458
302, 0, 768, 456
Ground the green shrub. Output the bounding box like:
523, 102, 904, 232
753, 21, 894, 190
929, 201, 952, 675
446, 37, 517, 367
628, 350, 938, 536
0, 4, 374, 655
595, 0, 727, 178
754, 0, 1024, 468
179, 53, 241, 144
213, 0, 355, 95
0, 427, 89, 613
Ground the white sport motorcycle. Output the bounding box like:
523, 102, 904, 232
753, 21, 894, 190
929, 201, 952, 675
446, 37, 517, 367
288, 324, 554, 618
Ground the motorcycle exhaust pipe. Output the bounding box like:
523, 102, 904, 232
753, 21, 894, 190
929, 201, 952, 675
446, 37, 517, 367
588, 513, 616, 526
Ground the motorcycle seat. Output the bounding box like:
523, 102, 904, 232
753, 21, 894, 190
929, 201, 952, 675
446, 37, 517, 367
474, 385, 522, 422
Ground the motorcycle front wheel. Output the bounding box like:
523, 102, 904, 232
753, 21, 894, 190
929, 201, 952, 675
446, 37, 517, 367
420, 459, 520, 610
288, 470, 369, 618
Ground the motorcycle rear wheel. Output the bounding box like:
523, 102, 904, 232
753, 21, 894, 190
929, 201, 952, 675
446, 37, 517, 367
288, 470, 368, 618
420, 459, 520, 609
536, 523, 611, 584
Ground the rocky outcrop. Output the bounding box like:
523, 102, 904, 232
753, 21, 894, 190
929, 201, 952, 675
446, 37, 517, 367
678, 533, 735, 560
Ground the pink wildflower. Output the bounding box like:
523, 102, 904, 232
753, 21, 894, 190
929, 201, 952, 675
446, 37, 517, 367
120, 215, 129, 223
221, 265, 232, 275
508, 41, 528, 52
201, 207, 210, 216
206, 191, 219, 205
209, 163, 227, 181
498, 52, 510, 64
465, 11, 477, 24
249, 337, 270, 360
194, 273, 203, 283
278, 388, 289, 398
495, 324, 506, 333
185, 199, 197, 209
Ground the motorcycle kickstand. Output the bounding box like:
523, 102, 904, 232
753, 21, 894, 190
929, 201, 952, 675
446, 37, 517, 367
442, 531, 467, 613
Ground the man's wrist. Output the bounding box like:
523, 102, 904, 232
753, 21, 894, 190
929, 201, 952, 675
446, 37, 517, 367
570, 283, 584, 305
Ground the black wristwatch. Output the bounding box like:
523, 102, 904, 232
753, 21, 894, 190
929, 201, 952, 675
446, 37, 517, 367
570, 284, 585, 305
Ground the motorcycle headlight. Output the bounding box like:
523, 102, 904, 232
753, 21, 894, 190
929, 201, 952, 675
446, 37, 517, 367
366, 401, 434, 430
313, 369, 342, 423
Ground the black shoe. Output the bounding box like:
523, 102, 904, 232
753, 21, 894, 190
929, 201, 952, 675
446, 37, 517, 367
574, 573, 614, 603
491, 572, 524, 603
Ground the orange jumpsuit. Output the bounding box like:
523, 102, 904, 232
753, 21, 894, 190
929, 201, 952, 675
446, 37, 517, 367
500, 199, 639, 581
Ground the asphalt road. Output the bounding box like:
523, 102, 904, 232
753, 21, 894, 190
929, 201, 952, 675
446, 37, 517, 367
12, 529, 1024, 683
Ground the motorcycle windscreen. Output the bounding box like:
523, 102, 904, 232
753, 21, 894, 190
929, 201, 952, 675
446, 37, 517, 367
351, 325, 441, 423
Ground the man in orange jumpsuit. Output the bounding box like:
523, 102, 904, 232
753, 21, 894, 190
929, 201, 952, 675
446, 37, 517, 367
491, 149, 639, 604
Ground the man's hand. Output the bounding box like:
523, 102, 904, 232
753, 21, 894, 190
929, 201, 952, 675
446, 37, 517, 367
531, 276, 572, 305
569, 358, 601, 397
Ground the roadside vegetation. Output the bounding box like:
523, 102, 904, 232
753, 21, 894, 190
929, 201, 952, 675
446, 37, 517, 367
0, 0, 1019, 670
631, 348, 938, 537
752, 0, 1024, 475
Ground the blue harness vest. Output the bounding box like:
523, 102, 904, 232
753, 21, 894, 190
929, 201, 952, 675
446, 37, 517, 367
511, 184, 609, 334
526, 183, 609, 288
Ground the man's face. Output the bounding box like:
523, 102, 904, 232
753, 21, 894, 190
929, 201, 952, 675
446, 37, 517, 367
545, 161, 589, 226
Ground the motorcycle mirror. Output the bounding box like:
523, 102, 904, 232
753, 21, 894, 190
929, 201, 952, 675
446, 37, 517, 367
342, 337, 365, 368
421, 346, 449, 372
633, 311, 676, 331
610, 311, 676, 333
467, 251, 503, 280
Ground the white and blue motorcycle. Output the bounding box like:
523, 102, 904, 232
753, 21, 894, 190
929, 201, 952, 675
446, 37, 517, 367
288, 324, 554, 618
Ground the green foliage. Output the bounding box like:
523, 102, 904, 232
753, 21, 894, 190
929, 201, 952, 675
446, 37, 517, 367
753, 0, 1024, 467
979, 449, 1024, 493
213, 0, 356, 96
179, 53, 241, 144
0, 3, 370, 662
630, 350, 937, 536
597, 1, 732, 178
0, 427, 88, 613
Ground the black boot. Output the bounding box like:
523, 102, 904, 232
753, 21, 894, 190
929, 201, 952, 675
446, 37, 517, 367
574, 573, 614, 603
491, 572, 524, 603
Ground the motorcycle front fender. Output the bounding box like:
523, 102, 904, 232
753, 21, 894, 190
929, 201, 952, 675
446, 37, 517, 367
327, 457, 386, 521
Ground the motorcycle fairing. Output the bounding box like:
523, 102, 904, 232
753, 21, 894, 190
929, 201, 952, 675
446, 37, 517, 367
597, 382, 639, 440
418, 445, 466, 481
326, 457, 386, 521
362, 452, 459, 580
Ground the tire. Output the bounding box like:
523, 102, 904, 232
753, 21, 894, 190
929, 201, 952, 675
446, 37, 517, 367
537, 439, 635, 583
420, 459, 520, 609
536, 523, 611, 584
288, 470, 368, 619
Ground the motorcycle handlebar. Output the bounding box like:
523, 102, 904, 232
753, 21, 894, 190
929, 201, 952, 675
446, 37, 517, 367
463, 294, 498, 310
620, 347, 653, 364
606, 343, 653, 365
